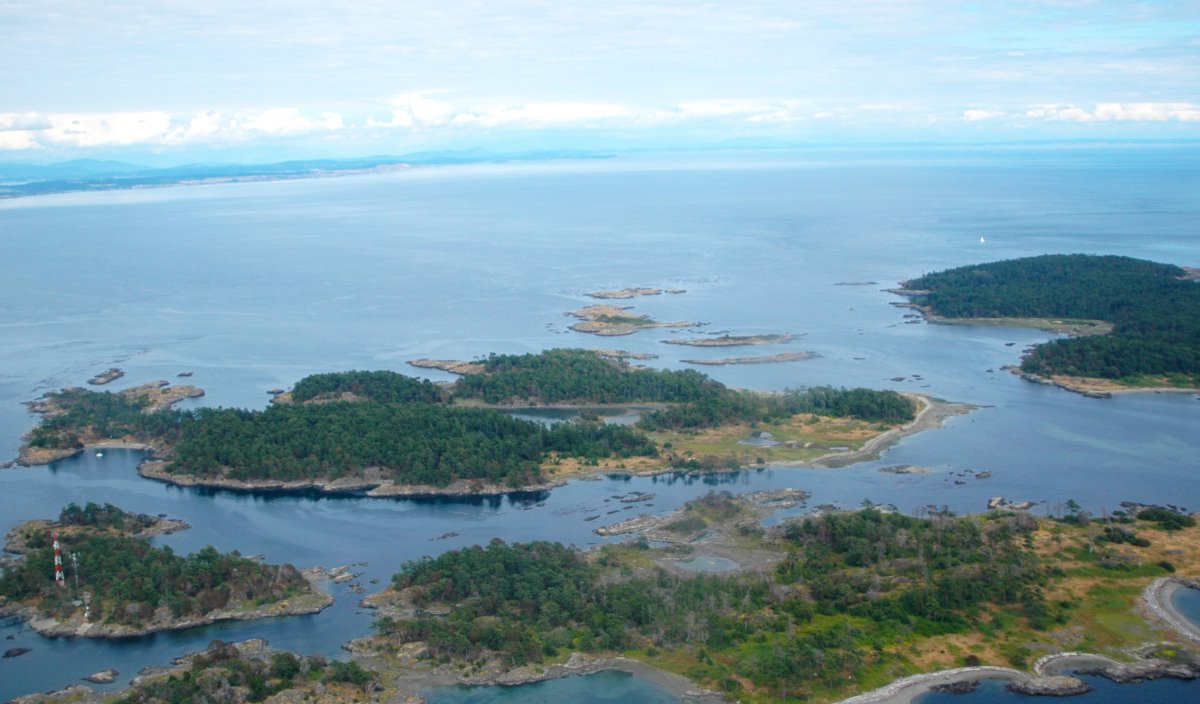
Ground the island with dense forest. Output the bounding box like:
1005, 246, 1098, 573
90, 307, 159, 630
343, 495, 1200, 703
0, 503, 331, 638
16, 349, 930, 497
11, 498, 1200, 704
895, 254, 1200, 396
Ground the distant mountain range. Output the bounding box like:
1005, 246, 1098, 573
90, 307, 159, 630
0, 149, 607, 198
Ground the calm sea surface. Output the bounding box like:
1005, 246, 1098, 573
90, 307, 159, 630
1, 147, 1198, 701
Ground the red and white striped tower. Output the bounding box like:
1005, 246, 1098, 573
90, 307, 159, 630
52, 532, 66, 587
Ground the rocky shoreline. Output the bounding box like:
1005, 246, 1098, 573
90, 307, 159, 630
15, 643, 722, 704
836, 649, 1200, 704
1005, 366, 1200, 399
566, 303, 695, 336
664, 333, 794, 347
16, 440, 155, 467
18, 389, 970, 503
430, 652, 722, 699
2, 514, 189, 565
17, 381, 204, 466
0, 566, 332, 640
682, 351, 819, 365
888, 285, 1199, 399
407, 358, 487, 375
137, 459, 566, 498
586, 287, 687, 299
87, 368, 124, 385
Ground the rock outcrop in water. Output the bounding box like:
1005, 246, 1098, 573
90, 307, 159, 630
1007, 675, 1093, 696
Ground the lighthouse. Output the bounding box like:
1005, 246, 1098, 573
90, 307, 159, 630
52, 532, 66, 587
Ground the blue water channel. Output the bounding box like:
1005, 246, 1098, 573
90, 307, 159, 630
2, 146, 1200, 701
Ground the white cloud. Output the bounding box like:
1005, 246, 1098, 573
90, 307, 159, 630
674, 100, 772, 118
0, 112, 48, 149
1026, 102, 1200, 122
452, 102, 634, 128
165, 110, 225, 143
245, 108, 343, 135
0, 130, 40, 150
375, 94, 458, 128
0, 112, 53, 131
42, 112, 173, 147
4, 95, 1199, 153
0, 108, 348, 150
962, 109, 1005, 121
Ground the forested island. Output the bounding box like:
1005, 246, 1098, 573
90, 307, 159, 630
11, 497, 1200, 704
0, 503, 330, 638
896, 254, 1200, 394
18, 350, 918, 496
347, 495, 1200, 703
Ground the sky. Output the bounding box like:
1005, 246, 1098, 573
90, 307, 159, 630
2, 0, 1199, 163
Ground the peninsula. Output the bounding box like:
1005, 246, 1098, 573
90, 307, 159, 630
0, 503, 330, 638
19, 381, 204, 465
894, 254, 1200, 396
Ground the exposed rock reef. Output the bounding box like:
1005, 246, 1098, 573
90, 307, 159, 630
664, 333, 795, 347
683, 351, 819, 365
567, 304, 696, 336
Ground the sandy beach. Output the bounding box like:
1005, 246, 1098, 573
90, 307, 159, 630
833, 651, 1130, 704
1143, 577, 1200, 644
834, 666, 1026, 704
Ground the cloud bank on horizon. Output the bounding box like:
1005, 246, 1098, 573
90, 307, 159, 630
2, 0, 1198, 161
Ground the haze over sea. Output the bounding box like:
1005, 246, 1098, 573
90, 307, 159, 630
1, 146, 1198, 702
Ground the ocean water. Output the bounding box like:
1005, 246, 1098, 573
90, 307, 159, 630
915, 674, 1200, 704
426, 670, 681, 704
1, 146, 1199, 701
1174, 586, 1200, 630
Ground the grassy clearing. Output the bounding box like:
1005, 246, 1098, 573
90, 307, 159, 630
930, 316, 1113, 337
1030, 517, 1200, 655
650, 413, 890, 466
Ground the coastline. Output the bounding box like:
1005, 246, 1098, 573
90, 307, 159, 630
1143, 577, 1200, 645
888, 286, 1199, 400
16, 380, 204, 466
402, 653, 725, 701
15, 391, 970, 500
807, 394, 977, 469
15, 440, 155, 467
682, 351, 819, 365
834, 666, 1027, 704
833, 648, 1198, 704
118, 396, 969, 498
1007, 367, 1200, 399
137, 459, 567, 498
0, 568, 333, 640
